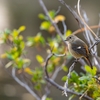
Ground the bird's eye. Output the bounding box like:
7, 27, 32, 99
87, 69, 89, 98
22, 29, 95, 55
69, 36, 71, 39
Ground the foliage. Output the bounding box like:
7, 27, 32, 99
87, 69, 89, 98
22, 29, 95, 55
0, 10, 99, 100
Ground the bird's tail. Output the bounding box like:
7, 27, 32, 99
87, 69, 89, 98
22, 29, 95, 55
84, 57, 93, 69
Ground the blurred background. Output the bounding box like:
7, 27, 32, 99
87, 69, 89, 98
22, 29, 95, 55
0, 0, 100, 100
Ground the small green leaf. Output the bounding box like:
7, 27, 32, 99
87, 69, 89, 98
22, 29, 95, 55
40, 21, 51, 30
49, 10, 56, 19
38, 13, 46, 20
4, 29, 11, 34
68, 95, 75, 100
62, 76, 67, 82
62, 66, 68, 72
12, 29, 19, 37
70, 71, 79, 83
19, 26, 26, 32
85, 65, 97, 76
46, 97, 52, 100
34, 83, 41, 90
96, 97, 100, 100
66, 30, 72, 37
36, 55, 44, 63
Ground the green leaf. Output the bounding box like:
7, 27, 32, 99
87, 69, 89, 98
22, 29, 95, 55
18, 26, 26, 32
96, 97, 100, 100
46, 97, 52, 100
85, 65, 97, 76
12, 29, 19, 37
38, 13, 46, 20
70, 71, 79, 83
34, 83, 41, 90
66, 30, 72, 37
68, 95, 75, 100
36, 55, 44, 63
40, 21, 51, 30
4, 29, 11, 34
62, 66, 68, 72
49, 10, 56, 19
62, 76, 67, 82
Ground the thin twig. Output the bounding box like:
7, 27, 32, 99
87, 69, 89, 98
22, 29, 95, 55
63, 61, 77, 96
58, 0, 83, 25
89, 40, 100, 50
12, 68, 41, 100
44, 53, 54, 78
73, 25, 100, 35
41, 85, 50, 100
53, 53, 66, 57
79, 89, 89, 100
77, 0, 98, 39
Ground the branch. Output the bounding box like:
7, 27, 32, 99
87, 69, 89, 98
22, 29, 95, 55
73, 25, 100, 35
44, 53, 54, 78
12, 68, 41, 100
45, 76, 93, 100
38, 0, 66, 44
58, 0, 83, 25
44, 53, 93, 100
89, 40, 100, 50
63, 61, 77, 96
77, 0, 98, 39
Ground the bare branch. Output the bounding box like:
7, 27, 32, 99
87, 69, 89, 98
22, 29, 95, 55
77, 0, 98, 39
58, 0, 83, 25
63, 61, 77, 96
89, 40, 100, 50
73, 25, 100, 35
44, 53, 54, 78
12, 68, 41, 100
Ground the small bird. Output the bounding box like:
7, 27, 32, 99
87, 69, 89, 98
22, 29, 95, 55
65, 34, 93, 69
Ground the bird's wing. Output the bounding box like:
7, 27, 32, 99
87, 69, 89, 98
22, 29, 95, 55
71, 40, 89, 57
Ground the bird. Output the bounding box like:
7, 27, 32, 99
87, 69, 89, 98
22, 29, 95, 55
65, 34, 93, 69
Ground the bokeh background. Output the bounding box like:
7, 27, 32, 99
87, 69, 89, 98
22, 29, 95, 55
0, 0, 100, 100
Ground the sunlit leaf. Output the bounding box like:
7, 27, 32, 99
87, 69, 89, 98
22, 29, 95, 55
19, 26, 26, 32
1, 53, 7, 58
62, 76, 67, 82
36, 55, 44, 63
24, 67, 33, 75
46, 97, 52, 100
12, 29, 19, 37
40, 21, 51, 30
49, 10, 56, 19
38, 13, 46, 20
62, 66, 68, 72
54, 15, 66, 23
66, 30, 72, 37
48, 25, 55, 33
85, 65, 97, 76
